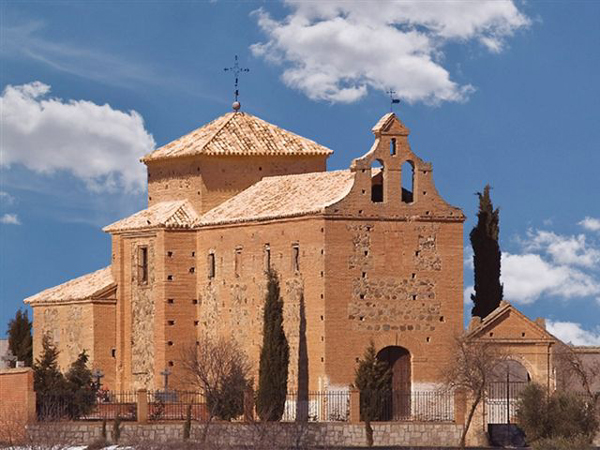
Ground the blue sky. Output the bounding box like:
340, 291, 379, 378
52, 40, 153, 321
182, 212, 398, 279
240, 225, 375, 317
1, 1, 599, 344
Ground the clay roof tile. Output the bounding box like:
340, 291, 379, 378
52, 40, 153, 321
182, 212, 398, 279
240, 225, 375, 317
142, 112, 332, 162
24, 267, 115, 305
200, 170, 354, 226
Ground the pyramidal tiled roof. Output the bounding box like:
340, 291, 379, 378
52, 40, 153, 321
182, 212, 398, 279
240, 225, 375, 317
24, 267, 115, 305
103, 200, 200, 233
142, 111, 333, 162
200, 170, 354, 226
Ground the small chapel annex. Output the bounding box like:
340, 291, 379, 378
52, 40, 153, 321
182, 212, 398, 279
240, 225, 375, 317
25, 109, 467, 394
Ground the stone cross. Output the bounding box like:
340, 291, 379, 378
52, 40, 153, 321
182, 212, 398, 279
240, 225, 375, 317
1, 349, 16, 368
224, 55, 250, 104
161, 367, 172, 391
92, 368, 104, 389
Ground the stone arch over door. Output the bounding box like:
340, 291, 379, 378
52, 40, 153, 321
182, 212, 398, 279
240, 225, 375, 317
377, 346, 411, 419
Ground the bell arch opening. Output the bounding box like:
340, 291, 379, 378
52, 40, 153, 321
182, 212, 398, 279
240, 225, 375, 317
371, 160, 384, 203
401, 160, 414, 203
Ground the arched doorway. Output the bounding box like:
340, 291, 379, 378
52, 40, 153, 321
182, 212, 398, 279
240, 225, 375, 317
377, 346, 411, 420
486, 360, 530, 446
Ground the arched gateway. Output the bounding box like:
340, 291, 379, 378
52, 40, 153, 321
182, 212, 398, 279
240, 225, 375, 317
377, 346, 411, 420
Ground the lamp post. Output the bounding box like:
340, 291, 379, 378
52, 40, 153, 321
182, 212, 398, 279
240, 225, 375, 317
506, 365, 511, 446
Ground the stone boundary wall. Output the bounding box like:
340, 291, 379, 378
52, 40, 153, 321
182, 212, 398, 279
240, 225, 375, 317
28, 421, 462, 447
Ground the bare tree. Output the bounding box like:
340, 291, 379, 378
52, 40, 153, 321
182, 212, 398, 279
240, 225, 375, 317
443, 335, 507, 449
554, 344, 600, 411
181, 335, 252, 443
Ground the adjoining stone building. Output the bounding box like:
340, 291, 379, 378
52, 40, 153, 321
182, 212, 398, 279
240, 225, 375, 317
25, 110, 467, 395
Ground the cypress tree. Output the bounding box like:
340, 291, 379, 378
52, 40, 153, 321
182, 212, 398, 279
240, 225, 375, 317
256, 269, 289, 421
470, 184, 503, 319
65, 350, 96, 419
33, 334, 69, 419
33, 334, 67, 395
354, 341, 392, 446
7, 309, 33, 367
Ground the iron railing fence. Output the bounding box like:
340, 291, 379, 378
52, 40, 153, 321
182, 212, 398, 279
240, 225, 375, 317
358, 390, 454, 422
36, 389, 460, 423
282, 390, 351, 422
146, 390, 209, 421
37, 390, 137, 422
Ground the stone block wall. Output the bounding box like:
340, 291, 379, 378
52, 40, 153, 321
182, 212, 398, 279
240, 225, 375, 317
31, 299, 117, 388
27, 421, 462, 447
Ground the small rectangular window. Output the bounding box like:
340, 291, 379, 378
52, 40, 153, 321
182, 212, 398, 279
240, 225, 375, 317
208, 252, 215, 279
235, 247, 242, 277
138, 246, 148, 285
264, 244, 271, 271
292, 243, 300, 272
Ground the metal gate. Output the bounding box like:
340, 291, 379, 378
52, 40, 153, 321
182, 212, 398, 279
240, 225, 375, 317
485, 381, 527, 424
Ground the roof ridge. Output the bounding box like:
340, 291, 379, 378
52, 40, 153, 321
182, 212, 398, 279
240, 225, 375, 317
103, 199, 198, 233
203, 111, 238, 153
256, 169, 350, 183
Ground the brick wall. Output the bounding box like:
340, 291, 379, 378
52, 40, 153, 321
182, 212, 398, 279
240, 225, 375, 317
323, 218, 463, 388
0, 368, 35, 444
196, 218, 327, 391
158, 230, 198, 388
147, 155, 326, 214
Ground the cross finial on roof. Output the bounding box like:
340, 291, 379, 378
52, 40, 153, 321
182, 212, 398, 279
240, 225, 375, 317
386, 89, 400, 112
224, 55, 250, 112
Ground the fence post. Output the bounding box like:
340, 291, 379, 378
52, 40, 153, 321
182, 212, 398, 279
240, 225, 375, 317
454, 389, 466, 425
137, 389, 148, 424
349, 389, 360, 423
243, 387, 254, 422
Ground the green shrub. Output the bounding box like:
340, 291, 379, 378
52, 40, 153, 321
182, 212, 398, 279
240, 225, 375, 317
516, 383, 598, 446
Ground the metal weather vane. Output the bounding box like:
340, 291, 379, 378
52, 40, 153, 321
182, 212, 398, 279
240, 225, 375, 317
386, 89, 401, 112
224, 55, 250, 111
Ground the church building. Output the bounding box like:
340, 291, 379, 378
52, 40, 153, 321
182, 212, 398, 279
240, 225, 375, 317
25, 109, 466, 396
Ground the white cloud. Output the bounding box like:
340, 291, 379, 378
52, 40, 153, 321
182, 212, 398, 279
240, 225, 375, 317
252, 1, 529, 104
522, 229, 600, 268
0, 82, 155, 193
0, 213, 21, 225
546, 320, 600, 346
0, 191, 16, 205
501, 253, 600, 304
464, 286, 475, 306
580, 217, 600, 232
